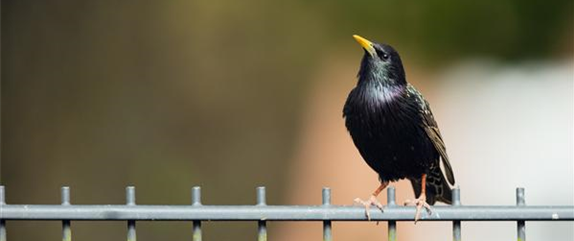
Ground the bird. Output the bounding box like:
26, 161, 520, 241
343, 35, 456, 222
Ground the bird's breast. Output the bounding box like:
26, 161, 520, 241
345, 86, 419, 133
343, 85, 433, 179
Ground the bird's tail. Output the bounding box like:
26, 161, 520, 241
410, 165, 453, 205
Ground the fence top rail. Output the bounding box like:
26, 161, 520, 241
1, 204, 573, 221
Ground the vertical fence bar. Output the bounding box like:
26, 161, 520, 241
322, 187, 332, 241
256, 187, 267, 241
387, 187, 396, 241
452, 187, 461, 241
61, 187, 71, 241
126, 186, 136, 241
192, 186, 202, 241
516, 188, 526, 241
0, 186, 6, 241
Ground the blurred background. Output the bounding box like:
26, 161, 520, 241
1, 1, 572, 240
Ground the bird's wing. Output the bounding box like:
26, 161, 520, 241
421, 100, 456, 185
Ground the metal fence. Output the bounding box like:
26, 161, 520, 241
0, 185, 573, 241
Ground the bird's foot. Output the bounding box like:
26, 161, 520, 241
404, 196, 432, 223
354, 195, 384, 221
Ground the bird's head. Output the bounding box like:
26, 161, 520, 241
353, 35, 406, 86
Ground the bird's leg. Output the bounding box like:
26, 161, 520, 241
354, 182, 388, 220
404, 174, 432, 223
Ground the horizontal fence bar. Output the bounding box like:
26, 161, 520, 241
1, 205, 572, 221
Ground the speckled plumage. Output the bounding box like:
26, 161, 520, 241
343, 40, 455, 205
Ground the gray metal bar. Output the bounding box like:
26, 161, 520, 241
322, 188, 332, 241
1, 204, 572, 221
387, 187, 396, 241
516, 188, 526, 241
0, 186, 6, 241
452, 187, 461, 241
61, 187, 72, 241
126, 187, 136, 241
192, 187, 202, 241
257, 187, 267, 241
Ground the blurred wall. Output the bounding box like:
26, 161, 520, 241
1, 1, 324, 240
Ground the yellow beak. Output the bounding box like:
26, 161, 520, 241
353, 35, 376, 57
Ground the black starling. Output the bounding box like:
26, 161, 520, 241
343, 35, 456, 222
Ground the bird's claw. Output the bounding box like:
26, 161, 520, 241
354, 195, 384, 221
404, 197, 432, 223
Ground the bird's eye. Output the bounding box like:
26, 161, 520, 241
376, 49, 389, 60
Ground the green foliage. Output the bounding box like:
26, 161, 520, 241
311, 0, 573, 61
